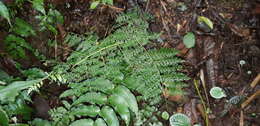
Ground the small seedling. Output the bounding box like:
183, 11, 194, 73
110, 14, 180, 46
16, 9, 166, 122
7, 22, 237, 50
183, 32, 195, 48
239, 60, 246, 66
197, 16, 213, 30
169, 113, 191, 126
161, 111, 169, 120
210, 87, 226, 99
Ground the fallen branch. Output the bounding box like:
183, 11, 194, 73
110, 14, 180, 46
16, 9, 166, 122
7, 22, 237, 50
241, 90, 260, 109
250, 74, 260, 88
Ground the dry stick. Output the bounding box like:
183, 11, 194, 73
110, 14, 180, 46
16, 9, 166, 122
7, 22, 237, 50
241, 90, 260, 109
250, 74, 260, 88
200, 69, 210, 107
197, 104, 211, 126
145, 0, 150, 12
106, 5, 124, 12
194, 80, 210, 126
54, 35, 57, 60
239, 110, 244, 126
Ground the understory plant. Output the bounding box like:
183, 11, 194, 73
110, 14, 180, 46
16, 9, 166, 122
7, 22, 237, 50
0, 68, 48, 126
49, 8, 188, 125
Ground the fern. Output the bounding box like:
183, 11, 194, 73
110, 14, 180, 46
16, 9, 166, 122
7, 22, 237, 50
50, 8, 188, 125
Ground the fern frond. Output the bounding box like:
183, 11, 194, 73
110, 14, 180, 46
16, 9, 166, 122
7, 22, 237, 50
50, 8, 189, 125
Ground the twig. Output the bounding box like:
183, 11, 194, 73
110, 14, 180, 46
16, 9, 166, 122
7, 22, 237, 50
145, 0, 150, 12
197, 104, 211, 126
250, 74, 260, 88
200, 69, 210, 107
239, 110, 244, 126
54, 35, 57, 60
241, 90, 260, 109
106, 5, 124, 12
194, 80, 210, 126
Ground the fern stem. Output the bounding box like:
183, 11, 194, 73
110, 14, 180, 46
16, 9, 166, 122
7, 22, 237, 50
72, 42, 123, 68
194, 79, 209, 126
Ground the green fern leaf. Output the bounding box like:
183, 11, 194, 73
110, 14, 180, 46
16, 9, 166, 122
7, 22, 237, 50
71, 105, 100, 118
69, 119, 94, 126
113, 85, 138, 115
99, 106, 119, 126
72, 92, 108, 105
108, 94, 131, 126
94, 118, 107, 126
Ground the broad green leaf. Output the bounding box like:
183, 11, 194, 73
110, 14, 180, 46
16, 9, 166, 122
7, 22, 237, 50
197, 16, 213, 30
0, 79, 43, 102
14, 103, 33, 120
103, 0, 113, 5
94, 118, 107, 126
109, 94, 130, 126
32, 0, 45, 14
12, 18, 36, 37
22, 68, 46, 80
31, 118, 52, 126
183, 32, 195, 48
169, 113, 191, 126
46, 24, 57, 35
0, 107, 9, 126
72, 92, 107, 105
210, 87, 226, 99
69, 119, 94, 126
59, 89, 76, 98
71, 78, 115, 94
90, 1, 100, 9
71, 105, 100, 118
99, 106, 119, 126
113, 85, 138, 115
0, 1, 11, 26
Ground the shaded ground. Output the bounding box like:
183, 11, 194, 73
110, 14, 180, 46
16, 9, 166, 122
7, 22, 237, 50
0, 0, 260, 125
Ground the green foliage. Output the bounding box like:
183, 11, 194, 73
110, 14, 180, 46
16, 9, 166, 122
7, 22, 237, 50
32, 0, 46, 14
3, 96, 33, 120
12, 18, 36, 37
32, 0, 64, 34
31, 118, 52, 126
4, 18, 36, 59
0, 70, 46, 125
0, 107, 9, 126
50, 83, 137, 126
22, 68, 47, 80
35, 8, 64, 34
0, 1, 11, 26
169, 113, 191, 126
70, 119, 94, 126
183, 32, 195, 48
50, 9, 188, 125
4, 34, 32, 59
90, 0, 113, 9
0, 79, 44, 103
135, 105, 163, 126
94, 118, 107, 126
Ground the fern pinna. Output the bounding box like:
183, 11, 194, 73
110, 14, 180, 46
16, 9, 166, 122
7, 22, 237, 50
50, 9, 188, 126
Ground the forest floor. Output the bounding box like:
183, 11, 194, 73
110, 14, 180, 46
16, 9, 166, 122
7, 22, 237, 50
0, 0, 260, 126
